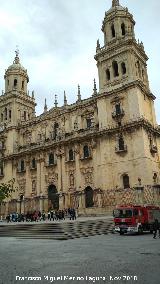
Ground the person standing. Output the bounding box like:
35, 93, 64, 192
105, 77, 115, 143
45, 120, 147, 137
153, 219, 159, 239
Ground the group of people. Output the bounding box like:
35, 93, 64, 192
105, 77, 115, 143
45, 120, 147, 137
5, 208, 77, 223
47, 208, 76, 221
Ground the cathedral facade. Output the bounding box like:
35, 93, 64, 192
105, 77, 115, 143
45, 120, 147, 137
0, 0, 160, 217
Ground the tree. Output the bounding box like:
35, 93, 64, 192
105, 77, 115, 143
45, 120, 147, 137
0, 179, 17, 203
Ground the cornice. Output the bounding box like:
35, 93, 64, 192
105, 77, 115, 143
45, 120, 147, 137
97, 80, 155, 101
4, 117, 160, 160
95, 39, 148, 62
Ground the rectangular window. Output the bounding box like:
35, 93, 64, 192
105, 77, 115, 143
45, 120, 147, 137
86, 118, 92, 129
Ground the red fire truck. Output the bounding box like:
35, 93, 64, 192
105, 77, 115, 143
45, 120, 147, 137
113, 205, 160, 234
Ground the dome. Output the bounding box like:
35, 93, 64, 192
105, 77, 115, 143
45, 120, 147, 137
7, 50, 27, 73
7, 62, 26, 72
106, 5, 126, 16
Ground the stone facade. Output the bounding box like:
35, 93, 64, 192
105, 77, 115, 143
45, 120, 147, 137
0, 0, 160, 217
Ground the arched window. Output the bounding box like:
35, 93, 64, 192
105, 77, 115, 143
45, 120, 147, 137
142, 69, 145, 81
83, 145, 90, 158
106, 69, 110, 81
20, 160, 25, 172
24, 111, 27, 121
121, 62, 126, 75
111, 24, 115, 38
9, 110, 11, 120
5, 108, 7, 120
112, 61, 119, 77
85, 187, 94, 208
86, 118, 92, 128
119, 136, 124, 151
136, 61, 141, 78
14, 79, 17, 88
69, 149, 74, 161
32, 158, 36, 169
49, 153, 54, 165
22, 81, 24, 90
115, 103, 121, 115
8, 80, 9, 86
121, 23, 126, 36
1, 113, 3, 122
123, 174, 130, 189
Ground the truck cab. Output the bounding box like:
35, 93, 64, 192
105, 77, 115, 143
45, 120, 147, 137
113, 205, 160, 235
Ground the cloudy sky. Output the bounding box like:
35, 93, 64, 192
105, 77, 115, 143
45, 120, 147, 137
0, 0, 159, 122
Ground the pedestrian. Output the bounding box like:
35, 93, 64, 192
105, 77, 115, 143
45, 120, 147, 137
50, 210, 54, 221
42, 212, 46, 221
48, 211, 50, 221
153, 219, 159, 239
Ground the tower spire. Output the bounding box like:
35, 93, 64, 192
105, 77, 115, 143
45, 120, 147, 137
54, 94, 58, 108
64, 90, 67, 106
44, 98, 47, 113
92, 79, 97, 96
77, 84, 81, 102
112, 0, 120, 7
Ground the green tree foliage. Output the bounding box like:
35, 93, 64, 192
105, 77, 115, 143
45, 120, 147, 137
0, 179, 17, 203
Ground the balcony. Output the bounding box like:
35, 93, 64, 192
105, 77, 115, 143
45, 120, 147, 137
30, 166, 37, 171
150, 145, 158, 154
17, 169, 26, 174
112, 109, 125, 119
45, 161, 57, 167
115, 144, 127, 153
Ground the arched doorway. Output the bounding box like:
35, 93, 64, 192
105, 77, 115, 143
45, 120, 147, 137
84, 186, 94, 208
48, 184, 59, 210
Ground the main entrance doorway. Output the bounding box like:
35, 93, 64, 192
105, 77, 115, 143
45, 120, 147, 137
84, 186, 94, 208
48, 184, 59, 210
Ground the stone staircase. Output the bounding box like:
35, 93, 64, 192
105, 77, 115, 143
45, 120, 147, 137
0, 218, 114, 240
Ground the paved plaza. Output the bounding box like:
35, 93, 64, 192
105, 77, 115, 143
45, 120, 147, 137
0, 233, 159, 284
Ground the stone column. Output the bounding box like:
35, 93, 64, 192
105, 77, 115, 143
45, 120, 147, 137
39, 196, 44, 212
79, 192, 85, 209
16, 200, 21, 214
61, 154, 66, 192
64, 193, 69, 209
43, 197, 48, 213
25, 163, 32, 197
40, 160, 45, 195
21, 199, 25, 214
36, 161, 41, 196
75, 145, 81, 189
57, 157, 62, 192
59, 193, 64, 210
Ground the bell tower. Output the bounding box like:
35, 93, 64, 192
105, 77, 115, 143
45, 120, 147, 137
4, 49, 29, 95
95, 0, 156, 126
95, 0, 150, 95
0, 50, 36, 127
